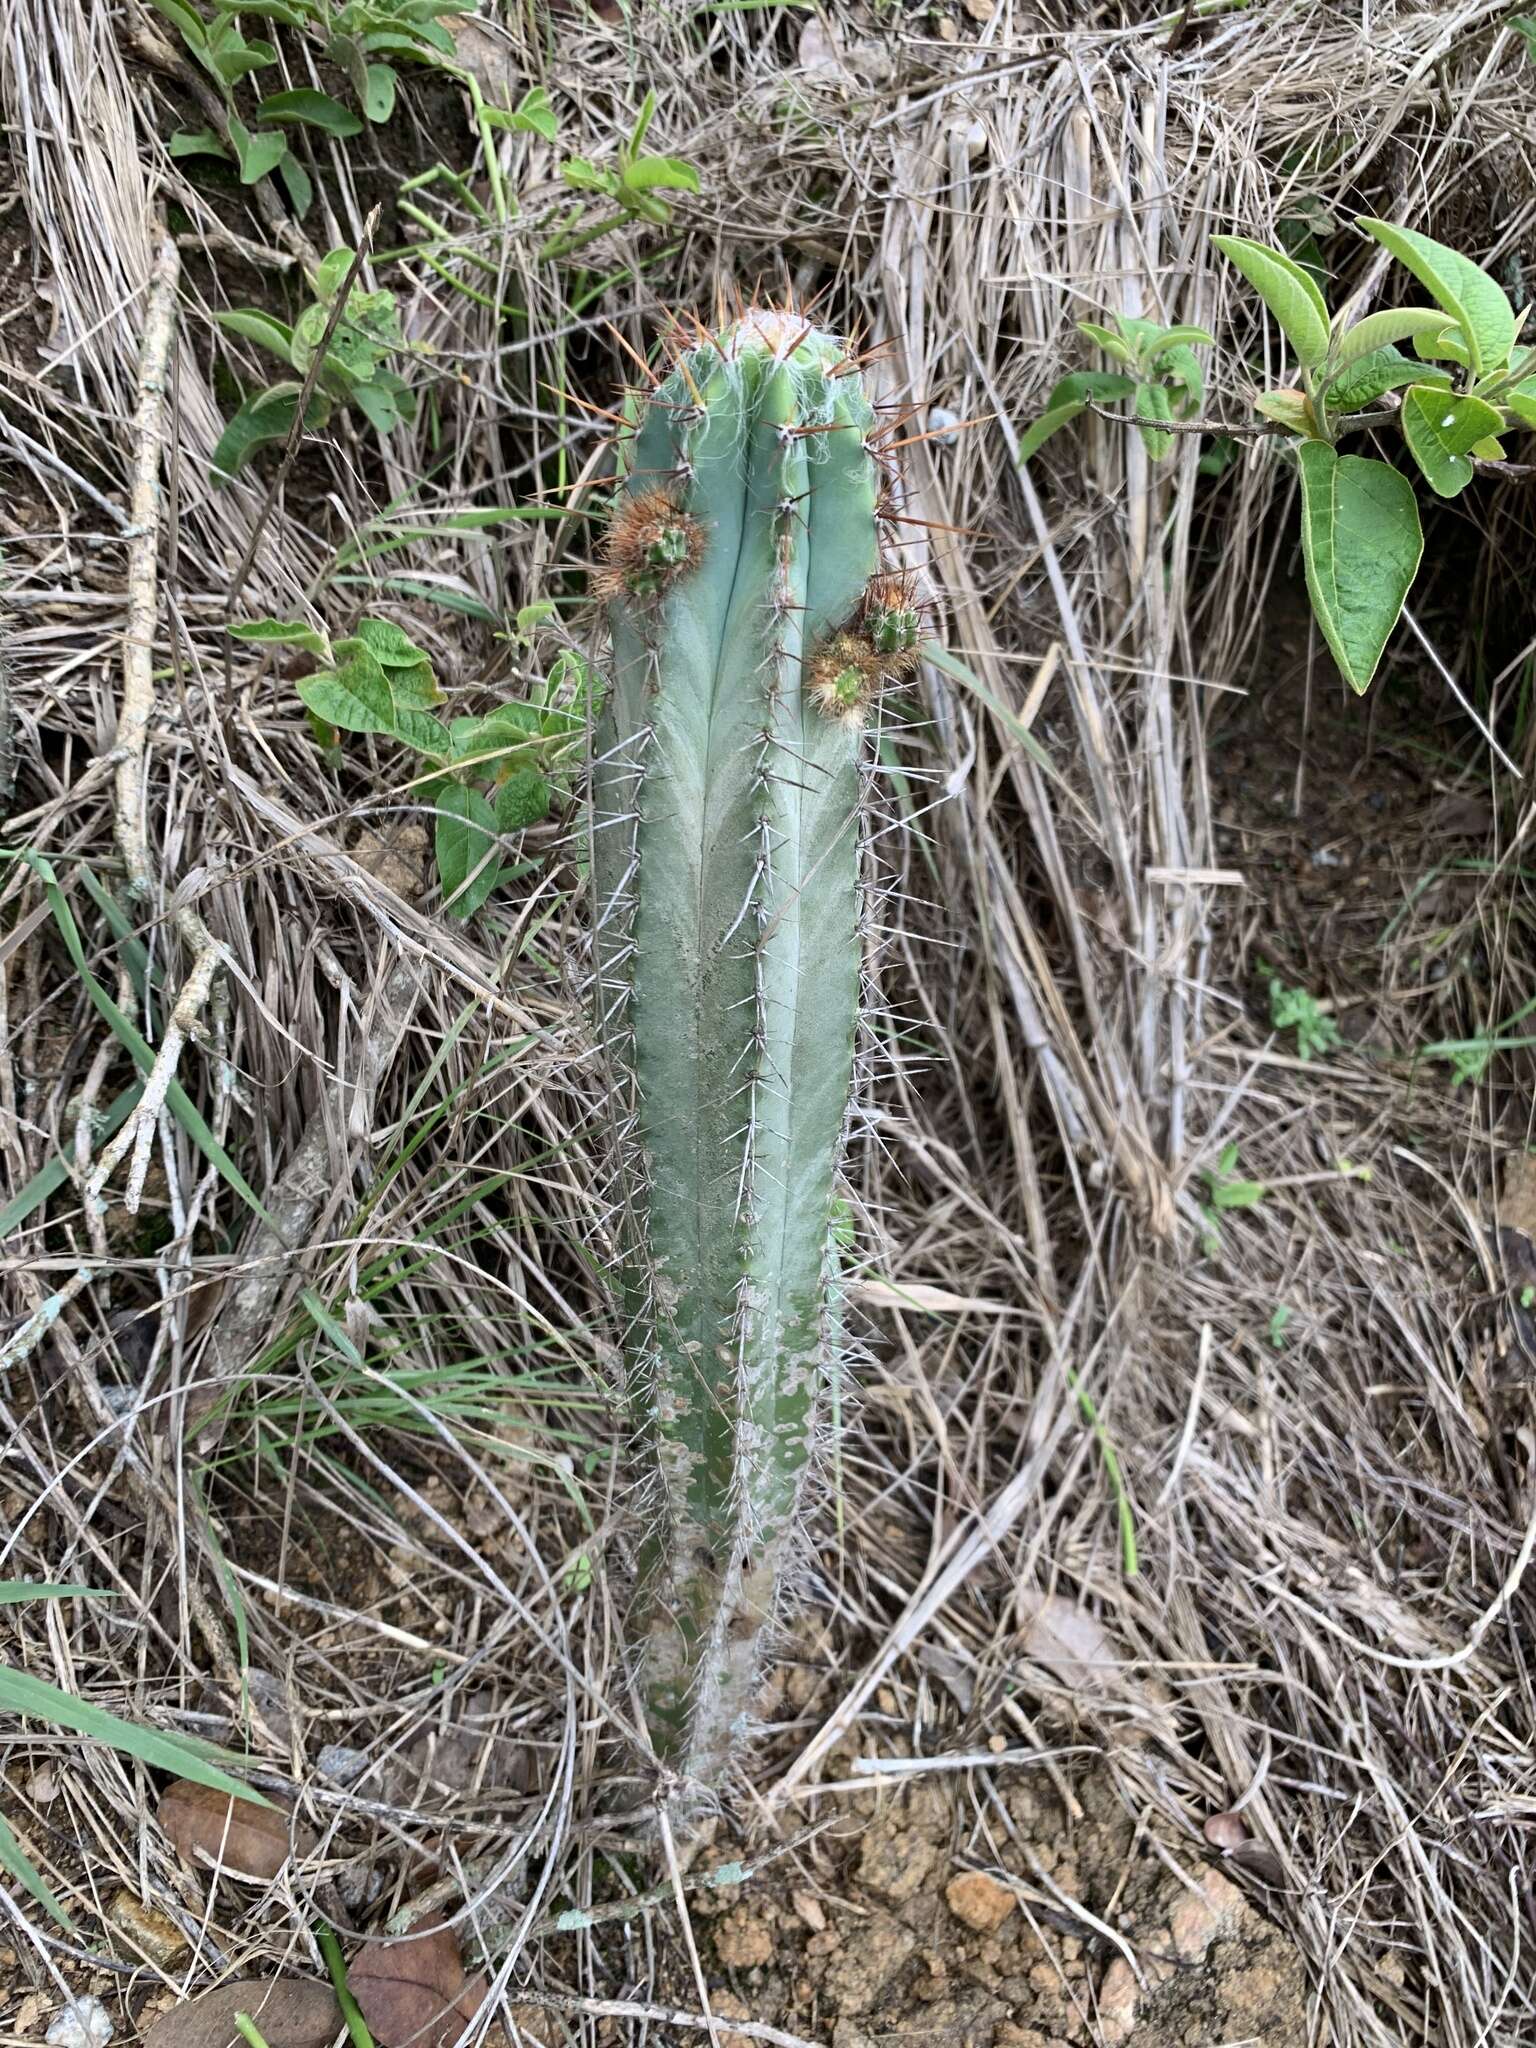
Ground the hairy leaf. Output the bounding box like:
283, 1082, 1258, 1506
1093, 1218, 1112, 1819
297, 656, 396, 734
1213, 233, 1330, 367
1018, 371, 1135, 461
214, 309, 296, 365
1359, 218, 1517, 376
1333, 306, 1456, 365
1295, 444, 1423, 693
1400, 384, 1505, 498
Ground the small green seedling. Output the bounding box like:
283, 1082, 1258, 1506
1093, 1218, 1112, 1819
1267, 1304, 1293, 1349
1021, 312, 1213, 463
1199, 1141, 1267, 1254
1261, 966, 1341, 1061
213, 246, 413, 477
230, 613, 597, 917
542, 91, 701, 260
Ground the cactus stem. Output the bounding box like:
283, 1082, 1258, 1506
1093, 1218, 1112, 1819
594, 304, 910, 1798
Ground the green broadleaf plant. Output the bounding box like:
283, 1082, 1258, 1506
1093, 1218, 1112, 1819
212, 246, 414, 479
240, 614, 592, 918
1029, 216, 1532, 695
1021, 314, 1213, 465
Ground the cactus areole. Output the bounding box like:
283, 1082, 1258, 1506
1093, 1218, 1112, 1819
593, 308, 916, 1791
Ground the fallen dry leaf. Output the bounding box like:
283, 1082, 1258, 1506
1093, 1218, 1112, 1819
143, 1979, 340, 2048
158, 1781, 315, 1882
349, 1920, 485, 2048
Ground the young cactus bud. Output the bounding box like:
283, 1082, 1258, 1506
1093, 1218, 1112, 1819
592, 307, 913, 1794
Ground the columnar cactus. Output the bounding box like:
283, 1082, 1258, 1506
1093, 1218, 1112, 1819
592, 307, 917, 1791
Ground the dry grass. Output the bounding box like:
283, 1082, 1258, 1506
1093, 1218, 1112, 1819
3, 1, 1536, 2043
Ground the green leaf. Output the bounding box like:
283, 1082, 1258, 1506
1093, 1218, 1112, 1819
1159, 343, 1204, 413
277, 151, 314, 219
211, 37, 278, 88
210, 0, 309, 19
1322, 346, 1447, 412
210, 382, 329, 481
169, 128, 229, 159
1333, 306, 1458, 365
435, 783, 502, 919
1213, 233, 1331, 368
346, 618, 429, 670
230, 617, 328, 655
1144, 324, 1215, 357
255, 89, 364, 136
516, 84, 557, 140
351, 378, 407, 434
0, 1664, 270, 1805
1412, 324, 1470, 366
1358, 218, 1517, 377
1506, 381, 1536, 430
1295, 444, 1423, 694
561, 156, 616, 196
0, 1583, 110, 1605
0, 1808, 71, 1928
1019, 371, 1136, 461
214, 309, 296, 364
624, 152, 698, 192
1075, 320, 1137, 366
298, 655, 396, 734
1133, 380, 1175, 460
1470, 434, 1505, 461
1399, 384, 1505, 498
327, 29, 372, 104
314, 245, 358, 300
227, 117, 287, 185
147, 0, 207, 46
363, 62, 397, 121
393, 709, 451, 755
494, 767, 550, 831
1211, 1178, 1266, 1211
1253, 389, 1316, 435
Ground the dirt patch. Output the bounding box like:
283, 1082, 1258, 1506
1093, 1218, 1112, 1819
679, 1767, 1306, 2048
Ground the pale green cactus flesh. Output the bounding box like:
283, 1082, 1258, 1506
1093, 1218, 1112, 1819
593, 310, 906, 1788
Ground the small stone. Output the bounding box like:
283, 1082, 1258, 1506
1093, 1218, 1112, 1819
107, 1892, 187, 1969
946, 1870, 1017, 1934
26, 1765, 57, 1803
791, 1889, 827, 1933
317, 1744, 370, 1784
47, 1998, 114, 2048
987, 1733, 1007, 1754
1204, 1809, 1250, 1852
